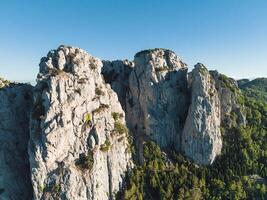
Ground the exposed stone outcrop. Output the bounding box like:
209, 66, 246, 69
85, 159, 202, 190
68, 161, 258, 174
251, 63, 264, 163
0, 46, 251, 200
0, 81, 33, 200
126, 49, 188, 152
210, 71, 246, 127
28, 46, 132, 200
182, 64, 222, 165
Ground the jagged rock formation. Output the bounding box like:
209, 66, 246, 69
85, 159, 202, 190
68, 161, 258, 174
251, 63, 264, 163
103, 50, 224, 165
126, 49, 188, 151
0, 81, 33, 200
182, 64, 222, 165
210, 71, 246, 127
0, 46, 249, 200
28, 46, 132, 200
103, 49, 189, 163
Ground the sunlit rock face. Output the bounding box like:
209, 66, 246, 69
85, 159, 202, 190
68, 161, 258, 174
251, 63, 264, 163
0, 81, 33, 200
0, 46, 242, 200
103, 49, 189, 164
182, 64, 222, 165
127, 49, 188, 149
28, 46, 132, 200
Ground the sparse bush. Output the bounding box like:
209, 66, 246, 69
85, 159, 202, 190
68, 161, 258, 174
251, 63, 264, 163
52, 184, 61, 194
50, 68, 65, 76
126, 133, 135, 155
38, 185, 45, 193
114, 121, 128, 135
75, 151, 94, 171
95, 87, 104, 96
90, 63, 97, 69
93, 104, 109, 114
112, 112, 123, 121
84, 113, 92, 124
155, 66, 169, 72
100, 138, 111, 152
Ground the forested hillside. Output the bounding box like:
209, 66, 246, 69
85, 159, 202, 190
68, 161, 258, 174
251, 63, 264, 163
238, 78, 267, 102
117, 75, 267, 200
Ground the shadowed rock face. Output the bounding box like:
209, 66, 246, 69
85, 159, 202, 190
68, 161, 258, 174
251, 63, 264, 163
28, 46, 132, 200
102, 60, 134, 110
0, 82, 33, 200
182, 64, 222, 165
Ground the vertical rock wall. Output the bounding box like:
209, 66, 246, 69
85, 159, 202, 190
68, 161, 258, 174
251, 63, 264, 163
0, 46, 236, 200
28, 46, 132, 200
126, 49, 188, 162
182, 64, 222, 165
0, 82, 33, 200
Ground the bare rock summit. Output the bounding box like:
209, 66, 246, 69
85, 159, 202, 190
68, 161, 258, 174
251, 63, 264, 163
29, 46, 132, 200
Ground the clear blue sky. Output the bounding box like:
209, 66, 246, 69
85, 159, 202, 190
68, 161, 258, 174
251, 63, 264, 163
0, 0, 267, 82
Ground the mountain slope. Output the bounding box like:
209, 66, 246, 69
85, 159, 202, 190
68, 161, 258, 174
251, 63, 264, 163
0, 46, 266, 200
117, 70, 267, 200
238, 78, 267, 101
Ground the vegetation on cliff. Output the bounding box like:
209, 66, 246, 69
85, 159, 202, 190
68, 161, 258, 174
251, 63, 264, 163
117, 75, 267, 200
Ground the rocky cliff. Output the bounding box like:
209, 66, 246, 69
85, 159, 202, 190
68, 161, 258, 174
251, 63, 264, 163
28, 46, 132, 200
127, 49, 188, 150
0, 79, 33, 200
103, 49, 189, 164
0, 46, 247, 200
182, 64, 222, 165
210, 70, 246, 127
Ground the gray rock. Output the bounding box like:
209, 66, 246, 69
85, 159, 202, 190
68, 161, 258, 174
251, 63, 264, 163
102, 60, 134, 110
0, 81, 33, 200
210, 70, 246, 127
29, 45, 132, 200
1, 46, 251, 200
182, 64, 222, 165
125, 49, 189, 162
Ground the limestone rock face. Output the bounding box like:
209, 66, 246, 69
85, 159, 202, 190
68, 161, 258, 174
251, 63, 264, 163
210, 71, 246, 127
0, 82, 33, 200
182, 64, 222, 165
102, 60, 134, 110
126, 49, 188, 151
28, 46, 132, 200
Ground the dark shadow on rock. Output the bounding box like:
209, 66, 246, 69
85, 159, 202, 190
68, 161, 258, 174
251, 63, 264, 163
0, 83, 33, 200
